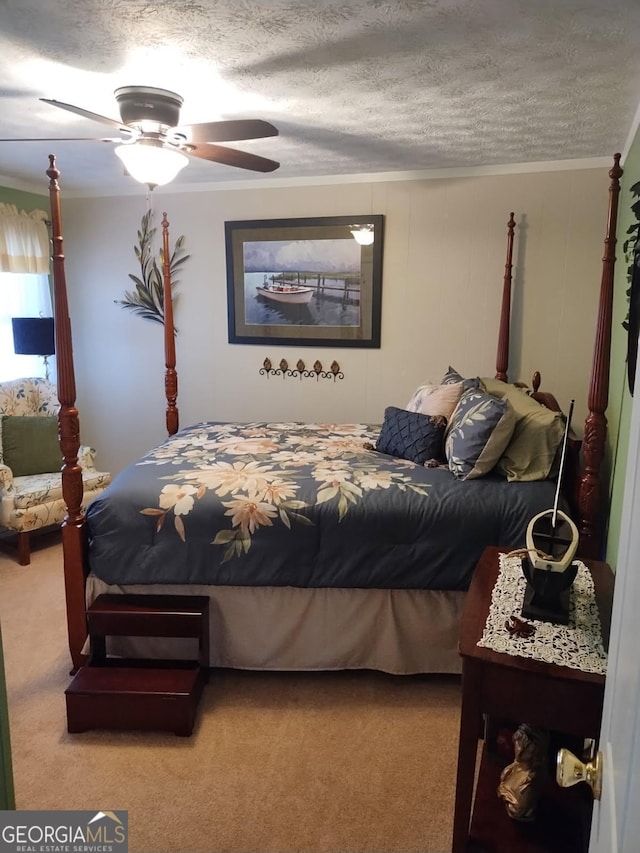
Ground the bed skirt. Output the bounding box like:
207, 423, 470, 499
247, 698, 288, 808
85, 577, 466, 676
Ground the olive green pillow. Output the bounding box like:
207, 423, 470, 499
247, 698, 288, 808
479, 379, 565, 481
2, 415, 61, 476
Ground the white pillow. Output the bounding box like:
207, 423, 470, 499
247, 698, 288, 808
405, 382, 464, 420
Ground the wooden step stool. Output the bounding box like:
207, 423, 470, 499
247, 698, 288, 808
65, 593, 210, 736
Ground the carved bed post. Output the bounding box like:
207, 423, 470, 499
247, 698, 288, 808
578, 153, 623, 559
162, 212, 179, 436
495, 212, 516, 381
47, 155, 87, 673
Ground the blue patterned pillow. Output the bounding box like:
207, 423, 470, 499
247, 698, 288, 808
441, 365, 465, 385
441, 366, 480, 391
376, 407, 447, 464
445, 389, 516, 479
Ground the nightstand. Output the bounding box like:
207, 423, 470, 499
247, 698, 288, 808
452, 546, 613, 853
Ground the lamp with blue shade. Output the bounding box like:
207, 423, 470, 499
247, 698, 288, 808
11, 317, 55, 381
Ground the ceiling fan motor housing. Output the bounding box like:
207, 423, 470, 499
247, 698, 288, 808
115, 86, 183, 128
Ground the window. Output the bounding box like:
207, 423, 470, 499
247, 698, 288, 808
0, 203, 51, 382
0, 273, 52, 381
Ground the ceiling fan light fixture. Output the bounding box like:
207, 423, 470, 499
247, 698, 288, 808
350, 224, 375, 246
114, 140, 188, 187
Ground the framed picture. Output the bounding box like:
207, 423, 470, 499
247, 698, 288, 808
225, 214, 384, 347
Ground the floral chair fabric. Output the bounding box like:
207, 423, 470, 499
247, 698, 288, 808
0, 377, 111, 564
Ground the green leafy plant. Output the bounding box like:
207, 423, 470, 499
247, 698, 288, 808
116, 210, 190, 331
622, 180, 640, 331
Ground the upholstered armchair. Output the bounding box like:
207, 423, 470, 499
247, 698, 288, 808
0, 377, 111, 565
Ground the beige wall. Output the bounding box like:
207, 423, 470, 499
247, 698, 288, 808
61, 165, 610, 476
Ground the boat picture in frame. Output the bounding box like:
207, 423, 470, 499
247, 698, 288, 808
225, 215, 384, 347
255, 276, 314, 305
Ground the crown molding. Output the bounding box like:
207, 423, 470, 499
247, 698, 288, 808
0, 173, 49, 197
11, 156, 613, 199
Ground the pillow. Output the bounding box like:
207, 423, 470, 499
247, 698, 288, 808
375, 407, 447, 464
445, 389, 516, 480
479, 378, 566, 481
1, 415, 61, 477
405, 382, 464, 420
441, 365, 464, 385
441, 366, 480, 391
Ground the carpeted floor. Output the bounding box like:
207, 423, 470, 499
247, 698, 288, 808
0, 531, 462, 853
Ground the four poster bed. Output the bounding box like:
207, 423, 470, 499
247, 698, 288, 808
46, 154, 622, 676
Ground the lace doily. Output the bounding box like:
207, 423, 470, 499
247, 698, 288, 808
477, 553, 608, 675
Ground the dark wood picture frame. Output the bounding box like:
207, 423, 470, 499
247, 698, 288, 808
225, 214, 384, 347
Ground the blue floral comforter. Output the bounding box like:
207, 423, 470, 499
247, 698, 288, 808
85, 421, 557, 590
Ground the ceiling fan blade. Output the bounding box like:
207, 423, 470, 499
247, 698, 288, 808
40, 98, 126, 131
176, 119, 278, 144
186, 143, 280, 173
0, 137, 120, 142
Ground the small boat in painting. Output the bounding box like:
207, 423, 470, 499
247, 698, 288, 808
256, 282, 314, 305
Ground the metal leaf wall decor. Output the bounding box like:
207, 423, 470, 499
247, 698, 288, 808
622, 180, 640, 332
622, 180, 640, 394
116, 209, 190, 332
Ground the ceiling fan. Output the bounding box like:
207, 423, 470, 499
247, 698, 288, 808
2, 85, 280, 186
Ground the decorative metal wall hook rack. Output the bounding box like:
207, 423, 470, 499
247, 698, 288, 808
260, 357, 344, 382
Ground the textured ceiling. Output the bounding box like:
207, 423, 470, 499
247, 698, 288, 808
0, 0, 639, 195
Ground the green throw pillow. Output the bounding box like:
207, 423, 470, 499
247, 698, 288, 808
479, 379, 565, 481
2, 415, 61, 476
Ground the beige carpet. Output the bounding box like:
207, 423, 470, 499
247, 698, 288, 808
0, 531, 462, 853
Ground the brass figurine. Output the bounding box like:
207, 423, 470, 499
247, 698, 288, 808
497, 724, 549, 821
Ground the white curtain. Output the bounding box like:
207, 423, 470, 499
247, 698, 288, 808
0, 204, 49, 274
0, 204, 52, 381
